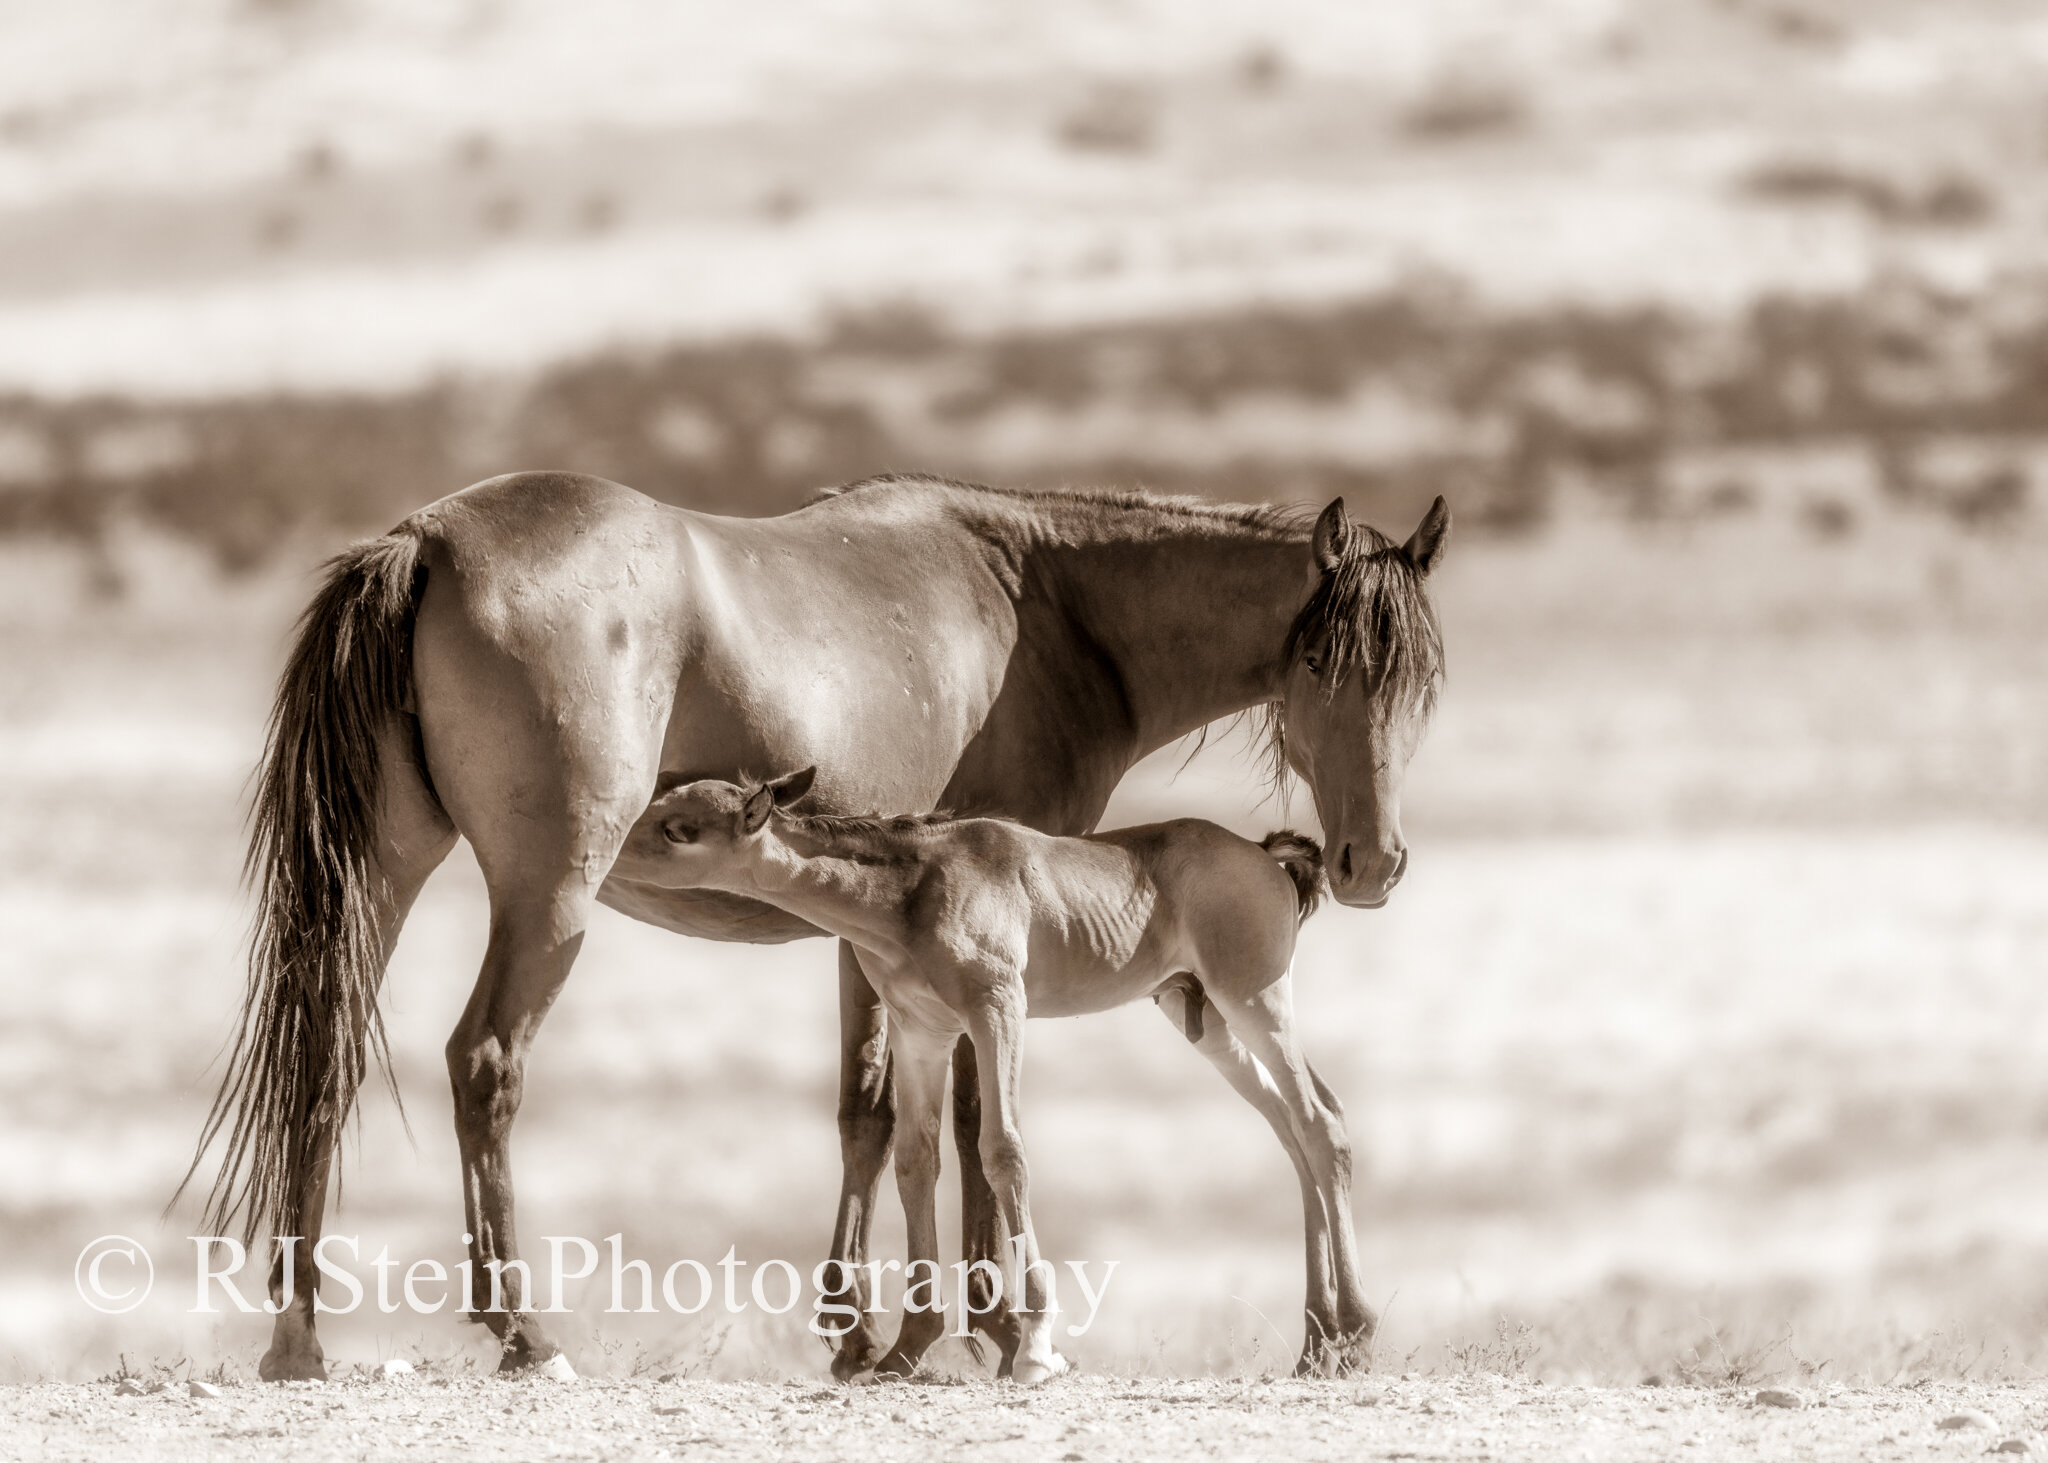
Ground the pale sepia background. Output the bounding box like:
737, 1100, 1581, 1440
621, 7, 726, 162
3, 0, 2046, 1384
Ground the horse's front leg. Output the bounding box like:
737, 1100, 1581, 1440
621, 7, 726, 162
826, 942, 895, 1380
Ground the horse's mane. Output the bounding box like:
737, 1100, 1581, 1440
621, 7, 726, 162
807, 473, 1442, 807
811, 472, 1316, 541
1254, 520, 1444, 792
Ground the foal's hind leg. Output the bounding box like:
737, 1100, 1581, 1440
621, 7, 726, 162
1204, 975, 1377, 1374
950, 1034, 1025, 1376
1151, 988, 1341, 1377
261, 717, 455, 1381
963, 993, 1065, 1386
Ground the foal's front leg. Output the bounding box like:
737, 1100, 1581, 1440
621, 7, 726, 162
964, 988, 1066, 1386
872, 1033, 953, 1377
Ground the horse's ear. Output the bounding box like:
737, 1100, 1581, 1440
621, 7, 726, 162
1402, 495, 1451, 575
740, 783, 776, 835
769, 765, 817, 807
1311, 498, 1351, 574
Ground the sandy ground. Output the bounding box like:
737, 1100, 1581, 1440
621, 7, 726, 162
7, 1373, 2048, 1463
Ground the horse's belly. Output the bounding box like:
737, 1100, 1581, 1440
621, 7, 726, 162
597, 878, 827, 945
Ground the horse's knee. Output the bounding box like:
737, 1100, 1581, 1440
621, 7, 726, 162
447, 1030, 522, 1142
837, 1056, 893, 1161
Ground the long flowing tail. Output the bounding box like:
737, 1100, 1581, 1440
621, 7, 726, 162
1260, 830, 1328, 923
175, 525, 427, 1242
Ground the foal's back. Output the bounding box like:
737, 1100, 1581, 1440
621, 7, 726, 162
904, 816, 1304, 1019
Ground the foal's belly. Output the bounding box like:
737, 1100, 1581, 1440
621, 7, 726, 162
1020, 946, 1184, 1021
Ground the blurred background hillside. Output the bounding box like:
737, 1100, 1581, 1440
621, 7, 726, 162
3, 0, 2047, 1385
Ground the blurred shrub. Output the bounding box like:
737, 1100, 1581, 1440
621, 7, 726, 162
3, 275, 2048, 564
1740, 157, 1997, 227
1055, 82, 1158, 154
1399, 65, 1531, 142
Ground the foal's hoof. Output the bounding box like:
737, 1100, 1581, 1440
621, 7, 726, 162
1296, 1331, 1373, 1378
1011, 1352, 1068, 1387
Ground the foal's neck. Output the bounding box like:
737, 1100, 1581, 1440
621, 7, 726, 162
731, 826, 919, 955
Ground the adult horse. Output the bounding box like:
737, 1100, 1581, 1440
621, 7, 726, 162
182, 471, 1449, 1382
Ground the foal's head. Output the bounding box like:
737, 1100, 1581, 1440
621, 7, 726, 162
617, 767, 817, 885
1271, 496, 1449, 909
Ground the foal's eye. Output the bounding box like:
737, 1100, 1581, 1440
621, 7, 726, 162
662, 822, 697, 846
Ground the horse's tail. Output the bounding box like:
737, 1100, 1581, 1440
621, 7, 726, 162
174, 524, 427, 1244
1260, 830, 1327, 923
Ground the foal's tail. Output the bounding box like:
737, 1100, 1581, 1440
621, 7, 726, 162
173, 524, 427, 1243
1260, 830, 1327, 923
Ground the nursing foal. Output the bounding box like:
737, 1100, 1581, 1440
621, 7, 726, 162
613, 769, 1372, 1383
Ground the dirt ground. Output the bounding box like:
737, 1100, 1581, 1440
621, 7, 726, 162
8, 1372, 2048, 1463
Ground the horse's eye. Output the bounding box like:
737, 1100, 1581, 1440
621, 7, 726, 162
1304, 655, 1322, 677
662, 822, 697, 845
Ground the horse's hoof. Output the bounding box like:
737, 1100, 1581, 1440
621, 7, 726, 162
1011, 1351, 1068, 1387
257, 1346, 327, 1383
830, 1332, 884, 1382
869, 1354, 916, 1382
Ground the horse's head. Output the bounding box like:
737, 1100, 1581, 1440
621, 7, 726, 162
1273, 496, 1448, 908
617, 767, 817, 886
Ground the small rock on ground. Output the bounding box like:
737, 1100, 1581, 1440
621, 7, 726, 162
1940, 1411, 1999, 1431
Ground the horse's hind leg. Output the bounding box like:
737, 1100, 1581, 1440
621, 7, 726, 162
262, 716, 455, 1381
415, 577, 665, 1374
1152, 988, 1340, 1377
826, 942, 895, 1380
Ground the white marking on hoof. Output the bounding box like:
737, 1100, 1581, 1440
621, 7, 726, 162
1011, 1351, 1068, 1387
538, 1352, 579, 1383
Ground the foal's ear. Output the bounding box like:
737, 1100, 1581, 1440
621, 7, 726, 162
740, 783, 776, 836
1311, 498, 1352, 574
1402, 495, 1451, 574
768, 765, 817, 807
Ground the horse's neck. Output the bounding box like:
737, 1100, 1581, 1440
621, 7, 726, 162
1019, 511, 1313, 756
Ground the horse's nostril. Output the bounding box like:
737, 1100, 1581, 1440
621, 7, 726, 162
1337, 843, 1354, 883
